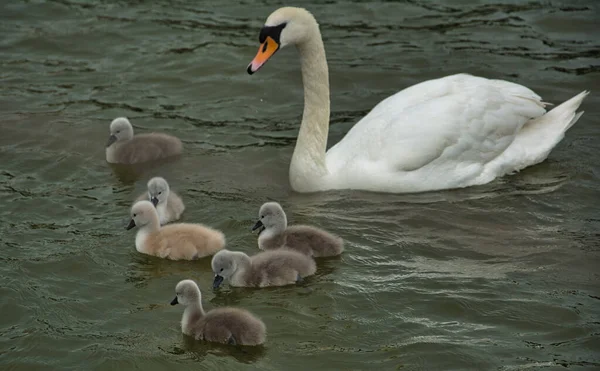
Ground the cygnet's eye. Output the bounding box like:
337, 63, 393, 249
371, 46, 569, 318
116, 130, 120, 133
261, 215, 264, 219
220, 268, 223, 272
158, 192, 162, 195
133, 213, 137, 217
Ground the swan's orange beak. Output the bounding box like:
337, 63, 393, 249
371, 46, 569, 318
247, 36, 280, 75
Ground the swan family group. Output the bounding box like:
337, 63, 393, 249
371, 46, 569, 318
104, 6, 588, 346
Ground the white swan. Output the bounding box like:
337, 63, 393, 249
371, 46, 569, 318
247, 7, 589, 194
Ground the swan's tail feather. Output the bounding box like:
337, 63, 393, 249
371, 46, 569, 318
482, 90, 589, 179
515, 90, 589, 165
566, 111, 584, 131
541, 90, 589, 133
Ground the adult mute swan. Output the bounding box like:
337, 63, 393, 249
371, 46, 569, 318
247, 7, 589, 194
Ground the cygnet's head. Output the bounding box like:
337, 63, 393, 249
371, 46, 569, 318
252, 202, 287, 235
146, 177, 170, 207
126, 200, 158, 230
107, 117, 134, 147
171, 279, 201, 306
211, 250, 240, 289
247, 7, 319, 74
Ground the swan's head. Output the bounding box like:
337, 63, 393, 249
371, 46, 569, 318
211, 250, 241, 289
126, 200, 157, 230
146, 177, 170, 207
247, 7, 319, 74
107, 117, 134, 147
171, 279, 201, 306
252, 202, 287, 235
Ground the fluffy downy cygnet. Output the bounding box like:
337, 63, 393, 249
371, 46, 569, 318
126, 201, 224, 260
136, 177, 185, 225
105, 117, 183, 164
252, 202, 344, 257
171, 279, 266, 346
211, 248, 316, 289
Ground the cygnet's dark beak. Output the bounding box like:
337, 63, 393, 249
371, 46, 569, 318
150, 197, 159, 207
251, 220, 265, 235
106, 134, 117, 147
170, 296, 178, 305
125, 219, 136, 230
213, 275, 224, 289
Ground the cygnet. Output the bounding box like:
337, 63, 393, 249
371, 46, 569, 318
105, 117, 183, 164
136, 177, 185, 225
171, 279, 266, 346
126, 200, 224, 260
252, 202, 344, 257
211, 248, 316, 289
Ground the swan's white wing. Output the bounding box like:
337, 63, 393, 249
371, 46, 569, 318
325, 74, 547, 192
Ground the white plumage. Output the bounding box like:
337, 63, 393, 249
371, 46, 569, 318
249, 7, 589, 194
324, 74, 588, 193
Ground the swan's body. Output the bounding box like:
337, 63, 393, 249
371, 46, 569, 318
211, 249, 316, 288
248, 7, 589, 193
136, 177, 185, 225
253, 202, 343, 257
106, 117, 182, 164
126, 201, 224, 260
171, 280, 266, 346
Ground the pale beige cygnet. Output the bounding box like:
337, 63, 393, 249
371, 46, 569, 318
211, 248, 316, 288
252, 202, 343, 257
126, 201, 224, 260
171, 279, 266, 346
106, 117, 183, 164
136, 177, 184, 225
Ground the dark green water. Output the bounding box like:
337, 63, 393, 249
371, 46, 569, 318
1, 1, 599, 370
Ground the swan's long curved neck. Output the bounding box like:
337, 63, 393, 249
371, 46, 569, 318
290, 30, 330, 191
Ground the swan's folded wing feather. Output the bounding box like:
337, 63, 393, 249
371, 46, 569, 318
325, 74, 546, 189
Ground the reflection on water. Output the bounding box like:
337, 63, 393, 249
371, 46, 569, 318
1, 0, 599, 370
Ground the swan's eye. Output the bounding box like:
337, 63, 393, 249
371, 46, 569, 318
158, 192, 162, 195
261, 215, 264, 219
220, 268, 223, 272
259, 23, 287, 44
133, 213, 137, 217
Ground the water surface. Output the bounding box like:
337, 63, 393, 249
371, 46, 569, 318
1, 0, 599, 370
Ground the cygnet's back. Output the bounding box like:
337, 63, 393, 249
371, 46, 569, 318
284, 225, 344, 257
200, 307, 266, 345
172, 280, 266, 346
249, 249, 317, 287
127, 201, 224, 260
149, 224, 224, 260
106, 117, 182, 164
253, 202, 344, 257
136, 177, 185, 224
